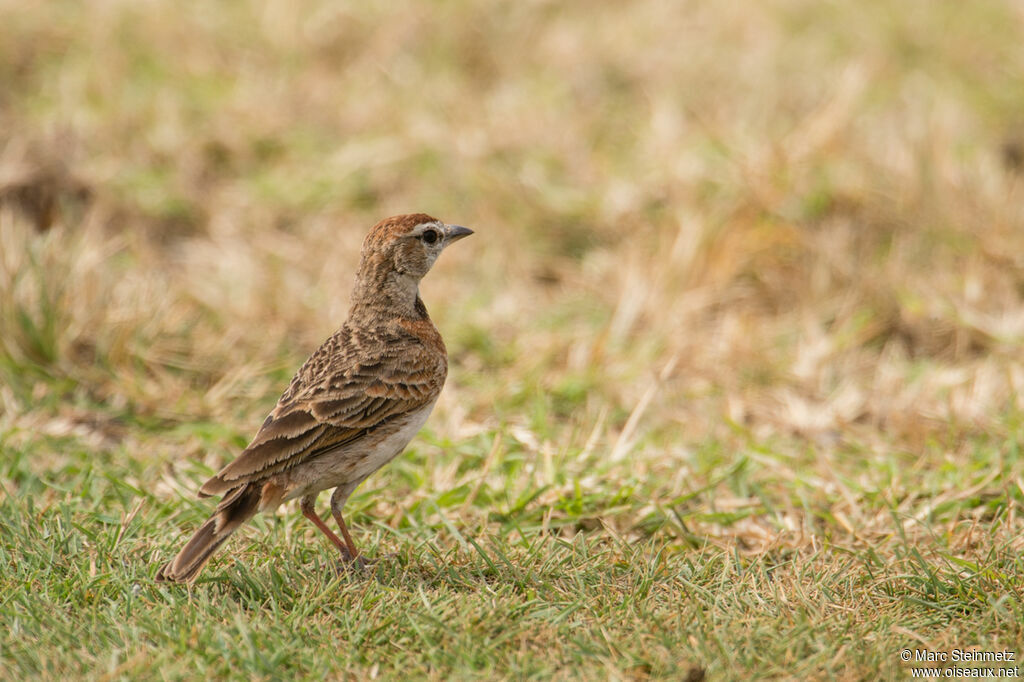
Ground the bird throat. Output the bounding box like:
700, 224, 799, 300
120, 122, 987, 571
348, 264, 429, 323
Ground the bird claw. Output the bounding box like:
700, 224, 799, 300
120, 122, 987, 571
335, 550, 396, 573
340, 553, 369, 570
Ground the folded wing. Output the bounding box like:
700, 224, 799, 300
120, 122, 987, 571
199, 327, 445, 497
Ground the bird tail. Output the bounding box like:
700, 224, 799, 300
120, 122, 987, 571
156, 484, 261, 583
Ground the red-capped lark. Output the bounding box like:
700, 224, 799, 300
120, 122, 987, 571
156, 214, 472, 582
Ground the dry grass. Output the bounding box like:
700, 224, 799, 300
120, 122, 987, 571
2, 0, 1024, 679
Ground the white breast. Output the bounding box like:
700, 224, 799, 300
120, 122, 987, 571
283, 400, 437, 502
348, 401, 436, 481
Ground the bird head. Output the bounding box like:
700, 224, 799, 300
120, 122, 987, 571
361, 213, 473, 281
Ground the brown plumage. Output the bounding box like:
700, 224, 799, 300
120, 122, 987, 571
156, 213, 472, 582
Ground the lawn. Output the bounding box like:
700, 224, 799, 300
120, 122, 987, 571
2, 1, 1024, 679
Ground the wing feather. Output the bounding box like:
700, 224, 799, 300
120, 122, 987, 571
198, 323, 445, 497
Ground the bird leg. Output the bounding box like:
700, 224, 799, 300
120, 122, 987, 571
299, 495, 353, 560
329, 486, 361, 561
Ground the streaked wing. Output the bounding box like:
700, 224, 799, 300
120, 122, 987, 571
199, 325, 445, 496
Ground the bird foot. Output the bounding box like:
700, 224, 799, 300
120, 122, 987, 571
338, 553, 369, 571
335, 550, 396, 573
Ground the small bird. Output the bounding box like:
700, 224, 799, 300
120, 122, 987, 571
156, 213, 472, 582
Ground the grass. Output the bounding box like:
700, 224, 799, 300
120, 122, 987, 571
2, 0, 1024, 679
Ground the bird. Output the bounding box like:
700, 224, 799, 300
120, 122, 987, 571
156, 213, 472, 582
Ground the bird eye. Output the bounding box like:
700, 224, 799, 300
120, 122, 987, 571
421, 229, 439, 244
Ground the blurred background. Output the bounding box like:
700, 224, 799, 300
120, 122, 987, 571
2, 0, 1024, 550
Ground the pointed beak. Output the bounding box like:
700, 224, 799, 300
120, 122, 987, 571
445, 224, 474, 245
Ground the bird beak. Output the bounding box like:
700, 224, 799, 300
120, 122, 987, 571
445, 225, 474, 245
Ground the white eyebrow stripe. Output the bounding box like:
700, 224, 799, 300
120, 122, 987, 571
411, 221, 443, 234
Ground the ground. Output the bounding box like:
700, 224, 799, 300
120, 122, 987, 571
1, 1, 1024, 679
